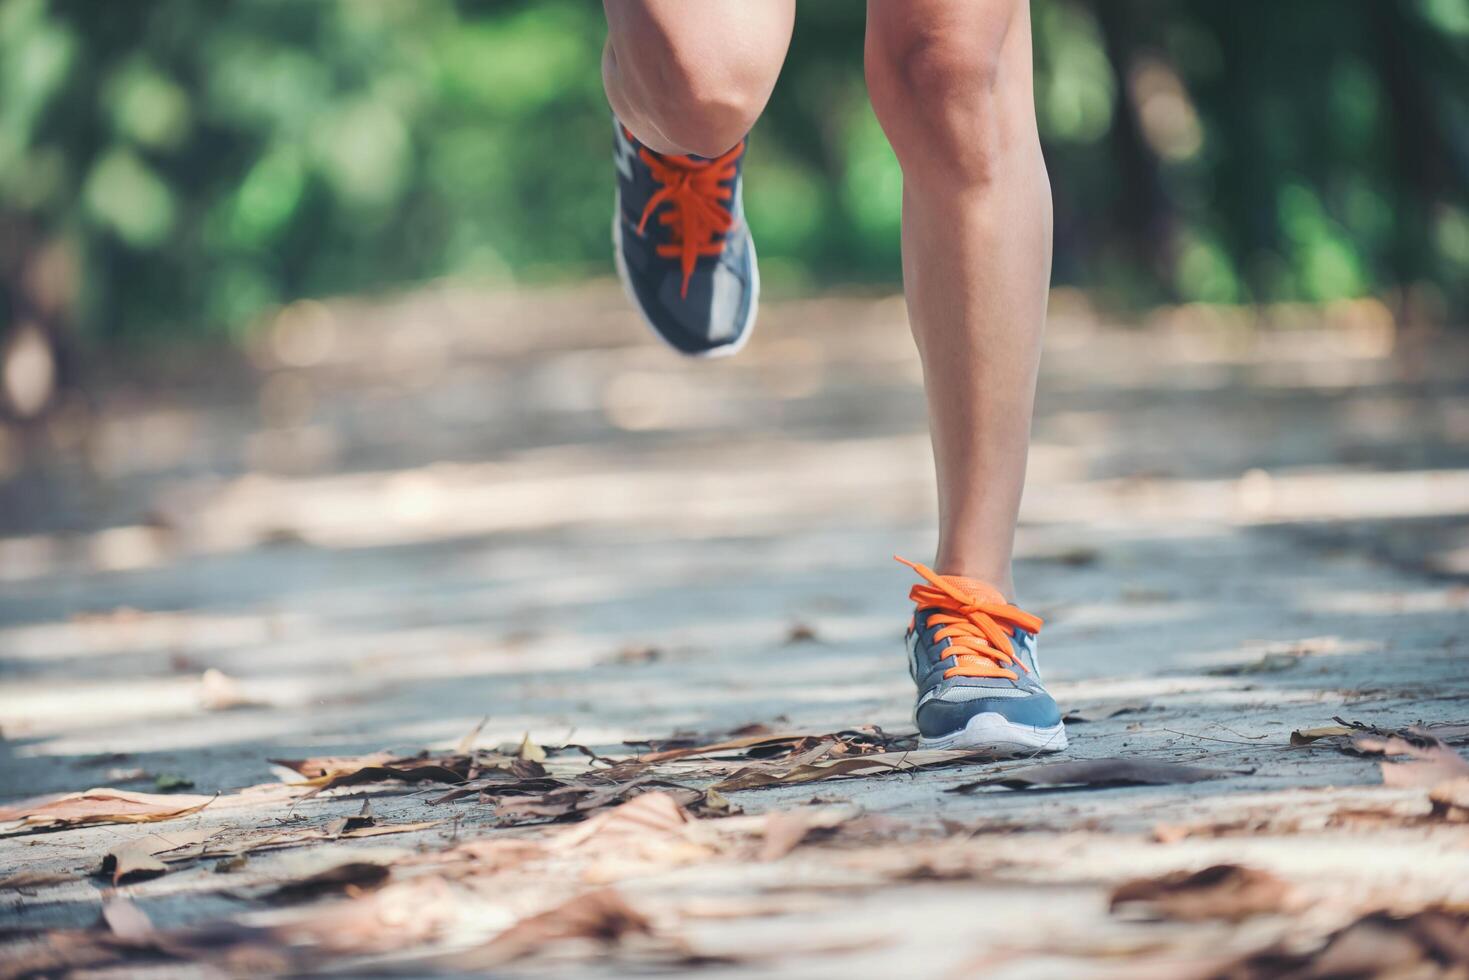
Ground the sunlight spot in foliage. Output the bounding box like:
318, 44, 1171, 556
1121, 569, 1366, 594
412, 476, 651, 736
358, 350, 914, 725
84, 149, 175, 249
0, 0, 76, 168
436, 7, 591, 116
1327, 58, 1381, 153
229, 145, 307, 247
1129, 57, 1203, 162
1278, 184, 1366, 301
840, 105, 902, 251
1034, 0, 1114, 144
313, 101, 410, 208
105, 58, 191, 151
1417, 0, 1469, 36
744, 147, 824, 256
207, 263, 277, 337
1436, 206, 1469, 270
1175, 232, 1240, 304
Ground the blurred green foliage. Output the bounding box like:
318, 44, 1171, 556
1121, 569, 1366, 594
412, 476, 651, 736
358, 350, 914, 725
0, 0, 1465, 344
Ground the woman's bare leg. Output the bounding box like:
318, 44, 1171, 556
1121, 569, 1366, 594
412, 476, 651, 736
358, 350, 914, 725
602, 0, 794, 157
865, 0, 1052, 598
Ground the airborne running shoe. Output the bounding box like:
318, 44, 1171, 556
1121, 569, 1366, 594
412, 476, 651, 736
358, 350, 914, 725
612, 119, 758, 357
898, 556, 1067, 755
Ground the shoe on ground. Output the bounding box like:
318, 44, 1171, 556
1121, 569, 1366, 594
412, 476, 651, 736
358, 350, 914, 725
898, 556, 1068, 755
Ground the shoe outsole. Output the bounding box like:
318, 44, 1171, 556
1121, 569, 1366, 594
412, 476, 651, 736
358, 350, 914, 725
611, 196, 759, 360
918, 711, 1069, 756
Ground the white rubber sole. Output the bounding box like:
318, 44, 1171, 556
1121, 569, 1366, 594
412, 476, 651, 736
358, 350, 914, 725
918, 712, 1069, 756
611, 196, 759, 360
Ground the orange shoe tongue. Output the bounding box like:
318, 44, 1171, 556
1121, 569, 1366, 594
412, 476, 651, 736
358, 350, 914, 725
937, 575, 1007, 606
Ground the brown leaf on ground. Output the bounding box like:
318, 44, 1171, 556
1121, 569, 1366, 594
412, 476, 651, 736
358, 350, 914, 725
419, 838, 544, 876
1110, 864, 1294, 921
323, 798, 375, 837
0, 869, 73, 891
265, 861, 391, 903
757, 806, 858, 861
429, 771, 567, 805
303, 764, 467, 797
715, 748, 992, 792
784, 622, 820, 644
1290, 724, 1357, 745
554, 790, 691, 850
635, 731, 812, 763
1153, 816, 1287, 842
1410, 721, 1469, 744
951, 757, 1231, 793
454, 716, 488, 754
101, 896, 156, 944
1430, 778, 1469, 822
495, 777, 702, 824
274, 876, 464, 957
0, 787, 214, 832
1369, 742, 1469, 788
270, 752, 396, 780
1063, 702, 1152, 724
200, 667, 267, 710
1220, 905, 1469, 977
517, 733, 548, 763
551, 792, 718, 879
102, 828, 216, 884
197, 819, 441, 864
442, 888, 654, 970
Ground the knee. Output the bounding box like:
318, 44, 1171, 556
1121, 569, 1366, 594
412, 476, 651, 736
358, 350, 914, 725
866, 33, 1009, 187
646, 70, 763, 157
609, 40, 769, 156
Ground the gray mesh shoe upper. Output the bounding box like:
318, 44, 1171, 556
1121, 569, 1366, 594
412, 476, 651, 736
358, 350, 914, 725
613, 120, 758, 356
899, 558, 1062, 738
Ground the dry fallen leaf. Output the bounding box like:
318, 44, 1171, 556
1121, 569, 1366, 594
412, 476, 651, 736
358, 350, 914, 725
274, 875, 464, 957
269, 752, 396, 781
0, 870, 73, 891
1290, 724, 1356, 745
1110, 864, 1294, 921
323, 798, 375, 837
200, 667, 265, 710
495, 777, 702, 824
1063, 702, 1152, 724
554, 791, 692, 850
951, 757, 1232, 793
303, 764, 466, 797
1218, 905, 1469, 978
636, 731, 812, 764
265, 861, 391, 903
0, 787, 214, 831
1429, 778, 1469, 822
1368, 742, 1469, 788
517, 733, 548, 763
102, 828, 216, 884
442, 888, 654, 970
715, 748, 993, 792
757, 806, 858, 861
455, 716, 489, 754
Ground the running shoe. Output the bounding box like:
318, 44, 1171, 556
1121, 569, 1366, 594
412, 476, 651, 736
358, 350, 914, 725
612, 119, 758, 357
898, 556, 1067, 754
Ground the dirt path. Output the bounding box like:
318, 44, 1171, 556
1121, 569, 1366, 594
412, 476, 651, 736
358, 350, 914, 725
2, 284, 1468, 976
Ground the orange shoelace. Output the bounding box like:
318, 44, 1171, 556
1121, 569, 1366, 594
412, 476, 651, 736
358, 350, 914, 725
896, 556, 1044, 681
635, 140, 743, 298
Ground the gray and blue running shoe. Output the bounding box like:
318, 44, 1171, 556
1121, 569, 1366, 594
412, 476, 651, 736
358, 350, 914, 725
612, 119, 759, 357
898, 556, 1067, 755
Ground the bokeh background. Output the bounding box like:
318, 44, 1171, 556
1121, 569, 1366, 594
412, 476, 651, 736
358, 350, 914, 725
3, 3, 1469, 965
1, 0, 1466, 365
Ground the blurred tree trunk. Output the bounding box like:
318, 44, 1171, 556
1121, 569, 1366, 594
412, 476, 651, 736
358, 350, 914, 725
1094, 0, 1176, 297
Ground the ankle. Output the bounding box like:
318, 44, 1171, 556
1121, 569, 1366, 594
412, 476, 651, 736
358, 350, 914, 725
932, 555, 1015, 600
